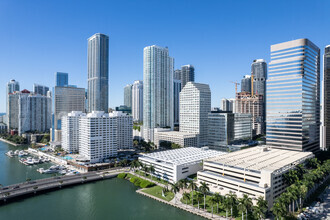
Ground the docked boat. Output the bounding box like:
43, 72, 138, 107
33, 158, 40, 164
14, 150, 20, 155
6, 150, 15, 157
18, 150, 28, 157
25, 157, 35, 165
59, 170, 67, 175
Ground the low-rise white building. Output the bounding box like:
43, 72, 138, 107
197, 146, 314, 209
109, 111, 133, 150
139, 147, 226, 183
154, 128, 198, 148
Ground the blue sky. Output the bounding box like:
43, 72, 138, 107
0, 0, 329, 112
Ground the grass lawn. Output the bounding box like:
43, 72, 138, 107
135, 170, 169, 185
142, 186, 174, 202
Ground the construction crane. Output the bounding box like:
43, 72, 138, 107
230, 81, 240, 94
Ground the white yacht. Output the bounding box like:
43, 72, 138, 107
6, 150, 15, 157
25, 158, 35, 165
33, 158, 40, 164
18, 150, 28, 157
14, 150, 20, 155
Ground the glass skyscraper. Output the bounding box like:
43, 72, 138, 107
266, 39, 320, 152
55, 72, 68, 87
143, 45, 173, 141
241, 75, 251, 93
322, 45, 330, 151
87, 33, 109, 113
124, 84, 132, 109
180, 65, 195, 90
251, 59, 267, 96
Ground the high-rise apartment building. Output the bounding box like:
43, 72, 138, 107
33, 84, 49, 96
55, 72, 68, 87
251, 59, 267, 96
87, 33, 109, 113
180, 65, 195, 90
7, 90, 29, 131
322, 45, 330, 151
109, 111, 133, 150
180, 82, 211, 147
124, 84, 132, 109
173, 79, 181, 126
143, 45, 174, 141
174, 69, 181, 80
132, 80, 143, 122
267, 39, 320, 152
221, 98, 235, 112
6, 79, 20, 126
52, 86, 85, 142
241, 75, 251, 93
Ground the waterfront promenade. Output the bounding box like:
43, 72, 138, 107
0, 138, 20, 146
0, 168, 128, 204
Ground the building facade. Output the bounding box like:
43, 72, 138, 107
180, 82, 211, 147
322, 45, 330, 151
154, 128, 198, 148
180, 65, 195, 90
87, 33, 109, 113
132, 80, 143, 122
143, 45, 174, 141
55, 72, 68, 87
109, 111, 133, 150
7, 90, 29, 131
173, 79, 181, 126
251, 59, 267, 96
6, 79, 20, 127
266, 39, 320, 152
221, 98, 235, 112
241, 75, 251, 93
33, 84, 49, 96
124, 84, 132, 109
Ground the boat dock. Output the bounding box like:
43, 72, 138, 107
0, 168, 128, 204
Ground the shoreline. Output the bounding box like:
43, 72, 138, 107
0, 138, 21, 147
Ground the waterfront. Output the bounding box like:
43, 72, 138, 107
0, 141, 203, 220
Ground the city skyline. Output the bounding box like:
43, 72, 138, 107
1, 0, 330, 112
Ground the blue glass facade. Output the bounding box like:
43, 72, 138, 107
55, 72, 68, 87
266, 39, 320, 152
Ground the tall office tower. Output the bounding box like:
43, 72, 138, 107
124, 84, 132, 109
174, 69, 181, 80
180, 65, 195, 90
52, 86, 85, 142
18, 93, 52, 135
55, 72, 68, 87
87, 33, 109, 113
132, 80, 143, 122
6, 79, 20, 126
322, 45, 330, 151
33, 84, 49, 96
236, 92, 265, 135
61, 111, 85, 153
267, 39, 320, 152
7, 90, 29, 131
143, 45, 174, 141
221, 98, 235, 112
241, 75, 251, 93
173, 79, 181, 126
109, 111, 133, 150
251, 59, 267, 96
180, 82, 211, 147
79, 111, 117, 163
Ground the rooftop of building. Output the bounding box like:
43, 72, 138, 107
205, 146, 313, 173
140, 147, 226, 166
155, 130, 198, 137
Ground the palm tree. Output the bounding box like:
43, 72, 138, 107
272, 202, 285, 220
183, 192, 190, 208
242, 194, 253, 220
199, 182, 209, 211
238, 197, 246, 220
252, 206, 263, 220
149, 165, 155, 179
226, 192, 237, 217
170, 182, 180, 204
209, 195, 218, 218
196, 192, 203, 212
213, 192, 222, 214
188, 180, 197, 208
256, 196, 268, 219
298, 184, 308, 210
223, 196, 230, 219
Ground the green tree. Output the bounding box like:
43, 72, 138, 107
170, 182, 180, 204
188, 180, 197, 208
213, 192, 222, 214
199, 182, 209, 211
209, 195, 218, 218
226, 192, 237, 217
256, 196, 268, 219
196, 192, 203, 211
183, 192, 190, 208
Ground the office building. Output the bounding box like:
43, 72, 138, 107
174, 69, 181, 80
143, 45, 174, 141
33, 84, 49, 96
197, 146, 314, 209
180, 82, 211, 147
55, 72, 68, 87
115, 105, 131, 114
124, 84, 132, 109
52, 86, 85, 142
236, 92, 265, 135
221, 98, 235, 112
322, 45, 330, 151
139, 147, 225, 183
180, 65, 195, 90
241, 75, 251, 93
132, 80, 143, 122
251, 59, 267, 96
173, 79, 181, 126
154, 128, 198, 148
61, 111, 85, 153
267, 39, 320, 152
208, 112, 252, 149
87, 33, 109, 113
79, 111, 117, 163
18, 93, 52, 135
109, 111, 133, 150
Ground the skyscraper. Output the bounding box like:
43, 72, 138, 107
251, 59, 267, 96
241, 75, 251, 93
124, 84, 132, 109
173, 79, 181, 126
87, 33, 109, 113
55, 72, 68, 87
143, 45, 174, 141
180, 65, 195, 90
6, 79, 20, 126
33, 84, 49, 96
221, 98, 235, 112
180, 82, 211, 147
267, 39, 320, 152
174, 69, 181, 80
132, 80, 143, 122
322, 45, 330, 151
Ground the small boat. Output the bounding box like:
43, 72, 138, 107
65, 172, 75, 176
14, 150, 20, 155
33, 158, 40, 164
59, 170, 67, 175
18, 150, 28, 157
6, 151, 15, 157
25, 158, 35, 165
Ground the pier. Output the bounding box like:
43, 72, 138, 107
0, 168, 128, 204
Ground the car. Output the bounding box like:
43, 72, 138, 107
28, 181, 37, 184
54, 177, 61, 179
13, 186, 20, 189
1, 187, 9, 190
